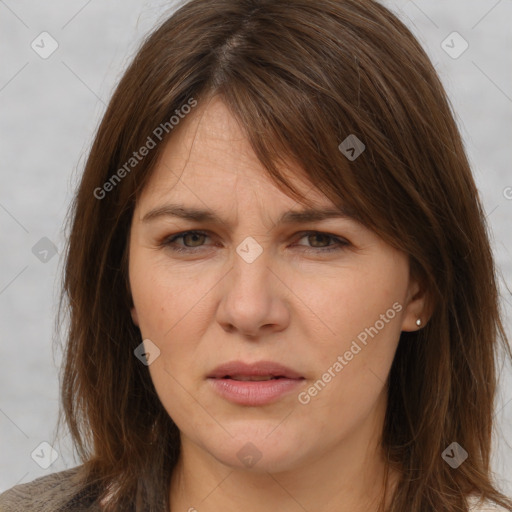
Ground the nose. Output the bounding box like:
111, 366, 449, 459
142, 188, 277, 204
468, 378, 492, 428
215, 244, 291, 338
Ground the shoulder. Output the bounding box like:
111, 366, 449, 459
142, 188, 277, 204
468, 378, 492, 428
0, 465, 102, 511
468, 495, 511, 511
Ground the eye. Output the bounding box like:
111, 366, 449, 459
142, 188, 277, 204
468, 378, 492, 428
293, 231, 350, 253
160, 230, 349, 255
161, 230, 211, 253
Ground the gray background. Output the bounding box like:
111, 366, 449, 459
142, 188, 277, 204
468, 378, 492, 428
1, 0, 511, 495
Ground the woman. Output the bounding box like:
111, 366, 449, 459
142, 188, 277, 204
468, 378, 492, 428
1, 0, 510, 510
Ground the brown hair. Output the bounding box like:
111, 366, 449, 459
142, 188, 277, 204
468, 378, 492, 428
56, 0, 512, 510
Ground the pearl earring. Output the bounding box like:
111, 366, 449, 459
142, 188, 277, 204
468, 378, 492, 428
416, 318, 422, 327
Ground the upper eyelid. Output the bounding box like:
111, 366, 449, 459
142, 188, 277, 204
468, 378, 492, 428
164, 229, 349, 245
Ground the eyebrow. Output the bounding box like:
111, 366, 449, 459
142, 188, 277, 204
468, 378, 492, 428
141, 203, 355, 226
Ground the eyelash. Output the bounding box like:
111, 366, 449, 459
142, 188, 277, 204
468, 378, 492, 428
160, 230, 349, 255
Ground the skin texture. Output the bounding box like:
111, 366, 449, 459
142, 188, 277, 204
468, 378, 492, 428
128, 95, 428, 512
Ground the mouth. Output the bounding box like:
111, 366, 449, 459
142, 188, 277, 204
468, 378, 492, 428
218, 375, 289, 381
207, 361, 305, 406
207, 360, 305, 381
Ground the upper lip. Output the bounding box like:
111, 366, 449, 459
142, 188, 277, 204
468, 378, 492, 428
207, 360, 304, 380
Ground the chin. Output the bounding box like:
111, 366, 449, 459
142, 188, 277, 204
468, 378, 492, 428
200, 424, 310, 474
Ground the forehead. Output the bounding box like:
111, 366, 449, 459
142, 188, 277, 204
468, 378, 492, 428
136, 95, 333, 212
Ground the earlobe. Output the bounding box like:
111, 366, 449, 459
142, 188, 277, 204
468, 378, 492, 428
130, 307, 139, 326
400, 277, 432, 332
401, 302, 427, 332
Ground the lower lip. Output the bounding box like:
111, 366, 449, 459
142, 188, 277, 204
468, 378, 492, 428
208, 377, 304, 406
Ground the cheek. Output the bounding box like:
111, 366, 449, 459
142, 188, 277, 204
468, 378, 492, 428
129, 252, 220, 399
305, 260, 406, 356
129, 249, 214, 340
296, 256, 406, 419
129, 258, 216, 429
295, 305, 402, 447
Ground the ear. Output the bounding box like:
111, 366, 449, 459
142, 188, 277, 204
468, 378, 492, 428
130, 306, 139, 327
400, 274, 432, 332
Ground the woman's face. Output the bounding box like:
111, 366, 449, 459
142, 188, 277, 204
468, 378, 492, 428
128, 95, 425, 473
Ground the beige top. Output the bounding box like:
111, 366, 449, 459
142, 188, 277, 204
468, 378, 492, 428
0, 466, 509, 511
0, 467, 101, 512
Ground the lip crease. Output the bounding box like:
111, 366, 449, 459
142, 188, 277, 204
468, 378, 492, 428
207, 360, 305, 406
207, 360, 304, 380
